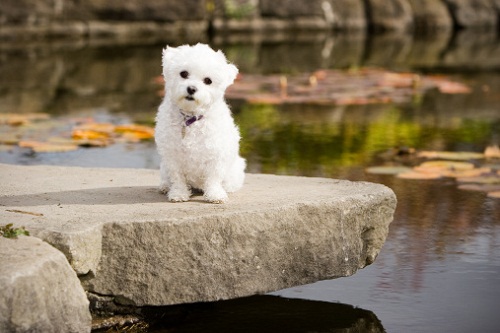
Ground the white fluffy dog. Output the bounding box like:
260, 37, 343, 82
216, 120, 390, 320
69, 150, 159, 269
155, 43, 245, 203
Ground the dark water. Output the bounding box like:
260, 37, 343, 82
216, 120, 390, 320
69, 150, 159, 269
1, 32, 500, 332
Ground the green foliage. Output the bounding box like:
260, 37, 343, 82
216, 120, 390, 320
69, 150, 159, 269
224, 0, 256, 19
0, 223, 30, 239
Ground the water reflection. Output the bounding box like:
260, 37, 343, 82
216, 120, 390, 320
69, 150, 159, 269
1, 32, 500, 332
237, 102, 499, 177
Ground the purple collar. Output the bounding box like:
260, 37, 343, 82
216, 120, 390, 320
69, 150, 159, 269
181, 112, 203, 126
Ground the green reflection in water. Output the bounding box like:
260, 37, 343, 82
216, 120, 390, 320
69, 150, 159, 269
235, 103, 497, 178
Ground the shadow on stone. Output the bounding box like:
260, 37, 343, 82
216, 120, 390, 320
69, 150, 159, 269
1, 186, 166, 206
138, 295, 385, 333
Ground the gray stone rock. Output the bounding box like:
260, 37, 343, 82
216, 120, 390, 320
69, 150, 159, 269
85, 0, 207, 22
260, 0, 322, 17
328, 0, 367, 31
408, 0, 453, 32
365, 0, 414, 32
442, 0, 498, 29
0, 0, 207, 24
0, 164, 396, 307
0, 236, 91, 333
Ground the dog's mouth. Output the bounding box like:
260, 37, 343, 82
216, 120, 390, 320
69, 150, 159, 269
185, 96, 195, 101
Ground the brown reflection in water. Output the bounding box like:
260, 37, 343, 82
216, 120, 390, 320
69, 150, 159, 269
366, 175, 500, 293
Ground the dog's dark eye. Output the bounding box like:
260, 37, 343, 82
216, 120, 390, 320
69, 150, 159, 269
203, 77, 212, 85
180, 71, 189, 79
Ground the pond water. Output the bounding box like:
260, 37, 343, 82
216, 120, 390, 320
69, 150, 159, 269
1, 31, 500, 332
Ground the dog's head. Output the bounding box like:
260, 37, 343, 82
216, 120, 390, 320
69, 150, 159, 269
162, 43, 238, 115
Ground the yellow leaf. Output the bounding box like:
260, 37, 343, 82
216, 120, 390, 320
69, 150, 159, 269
73, 122, 115, 133
73, 139, 110, 147
114, 124, 154, 140
72, 129, 110, 140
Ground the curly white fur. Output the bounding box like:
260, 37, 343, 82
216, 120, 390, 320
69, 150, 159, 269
155, 43, 245, 203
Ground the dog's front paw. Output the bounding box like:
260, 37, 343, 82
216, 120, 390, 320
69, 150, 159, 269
159, 183, 169, 194
167, 188, 191, 202
204, 187, 228, 204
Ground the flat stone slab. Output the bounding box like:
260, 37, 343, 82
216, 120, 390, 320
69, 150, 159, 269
0, 163, 396, 306
0, 236, 91, 333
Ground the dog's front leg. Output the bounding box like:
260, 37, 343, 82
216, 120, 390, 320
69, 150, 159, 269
160, 161, 191, 202
203, 166, 229, 204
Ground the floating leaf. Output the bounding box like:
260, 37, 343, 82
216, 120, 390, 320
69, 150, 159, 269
18, 140, 78, 153
0, 134, 20, 145
114, 124, 154, 140
226, 68, 471, 106
0, 113, 50, 126
416, 160, 475, 172
434, 80, 471, 94
484, 145, 500, 159
365, 166, 413, 175
458, 184, 500, 192
72, 129, 110, 140
442, 167, 491, 179
457, 176, 500, 184
397, 171, 442, 180
487, 191, 500, 199
73, 122, 114, 133
379, 72, 419, 88
417, 151, 484, 160
73, 139, 110, 147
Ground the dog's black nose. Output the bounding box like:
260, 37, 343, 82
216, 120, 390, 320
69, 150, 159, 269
187, 86, 197, 95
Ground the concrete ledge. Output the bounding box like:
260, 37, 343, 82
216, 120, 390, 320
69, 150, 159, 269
0, 163, 396, 307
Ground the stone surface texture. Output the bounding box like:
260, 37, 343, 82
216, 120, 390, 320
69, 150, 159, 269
442, 0, 498, 29
0, 163, 396, 306
365, 0, 414, 32
0, 236, 91, 333
408, 0, 453, 32
1, 0, 499, 39
328, 0, 367, 30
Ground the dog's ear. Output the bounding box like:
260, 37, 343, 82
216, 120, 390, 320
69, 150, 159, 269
162, 46, 178, 69
225, 63, 239, 86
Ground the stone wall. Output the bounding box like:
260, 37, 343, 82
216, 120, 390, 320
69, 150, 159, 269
0, 0, 499, 39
